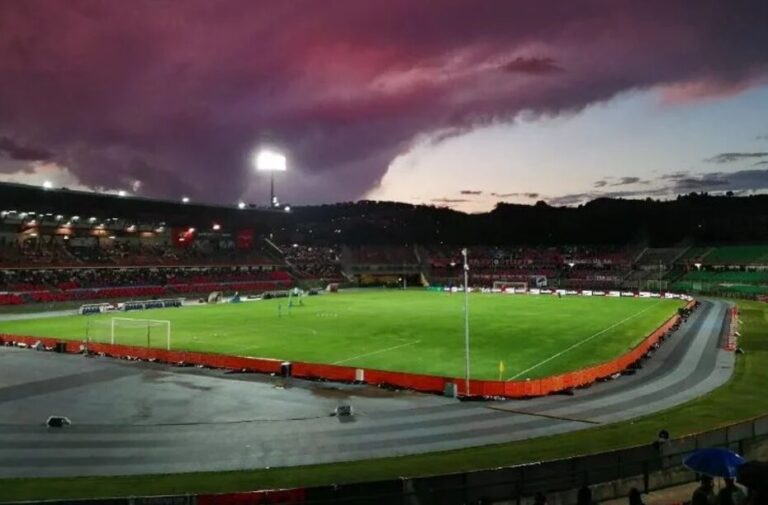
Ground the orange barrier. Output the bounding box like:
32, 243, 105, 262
0, 300, 694, 399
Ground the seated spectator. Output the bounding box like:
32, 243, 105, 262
577, 485, 597, 505
628, 488, 644, 505
691, 475, 716, 505
718, 477, 746, 505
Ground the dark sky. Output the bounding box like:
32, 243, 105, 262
1, 0, 767, 207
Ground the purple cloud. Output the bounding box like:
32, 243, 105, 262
0, 0, 767, 205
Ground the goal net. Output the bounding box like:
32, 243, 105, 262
86, 317, 172, 350
492, 280, 528, 293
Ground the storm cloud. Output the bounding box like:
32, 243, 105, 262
1, 0, 767, 204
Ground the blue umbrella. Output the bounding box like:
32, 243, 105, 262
683, 448, 746, 478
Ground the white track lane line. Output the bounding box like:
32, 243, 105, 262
332, 340, 421, 365
507, 301, 663, 380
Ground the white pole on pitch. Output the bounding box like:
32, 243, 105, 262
462, 247, 470, 396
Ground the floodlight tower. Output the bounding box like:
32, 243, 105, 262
254, 150, 287, 207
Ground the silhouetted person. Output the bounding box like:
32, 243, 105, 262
691, 475, 716, 505
718, 478, 746, 505
628, 487, 644, 505
577, 485, 596, 505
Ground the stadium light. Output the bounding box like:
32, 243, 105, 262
237, 201, 246, 209
42, 180, 53, 190
182, 196, 190, 204
118, 190, 127, 197
212, 223, 221, 231
284, 205, 291, 213
694, 262, 702, 271
253, 149, 287, 207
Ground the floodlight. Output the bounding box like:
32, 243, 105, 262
118, 190, 127, 197
188, 227, 195, 233
253, 149, 287, 206
212, 223, 221, 231
254, 150, 287, 172
694, 262, 702, 270
42, 180, 53, 189
237, 201, 246, 209
182, 196, 190, 204
284, 205, 291, 212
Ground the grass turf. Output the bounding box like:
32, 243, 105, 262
0, 298, 765, 503
0, 291, 682, 380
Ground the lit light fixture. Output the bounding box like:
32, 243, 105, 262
188, 227, 195, 233
182, 196, 190, 203
89, 217, 97, 223
118, 190, 127, 197
42, 180, 53, 189
55, 214, 63, 220
254, 150, 287, 172
253, 149, 287, 207
108, 235, 116, 240
284, 205, 291, 212
72, 216, 80, 222
212, 223, 221, 231
237, 201, 246, 209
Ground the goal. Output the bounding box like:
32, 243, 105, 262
492, 280, 528, 293
86, 317, 172, 350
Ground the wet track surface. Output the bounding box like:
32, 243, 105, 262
0, 299, 734, 477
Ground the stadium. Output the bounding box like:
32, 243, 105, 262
2, 3, 768, 505
0, 181, 765, 505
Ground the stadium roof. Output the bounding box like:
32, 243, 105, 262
0, 182, 288, 230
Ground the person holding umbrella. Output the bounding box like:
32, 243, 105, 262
718, 477, 746, 505
691, 475, 716, 505
683, 448, 747, 505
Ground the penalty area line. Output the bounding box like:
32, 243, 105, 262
507, 301, 663, 381
332, 340, 421, 365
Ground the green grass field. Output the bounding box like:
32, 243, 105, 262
0, 291, 682, 380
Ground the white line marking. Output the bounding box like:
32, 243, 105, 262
508, 301, 663, 380
332, 340, 421, 365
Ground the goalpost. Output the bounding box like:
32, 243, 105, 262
86, 318, 172, 350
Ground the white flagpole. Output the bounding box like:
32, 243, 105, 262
462, 248, 470, 396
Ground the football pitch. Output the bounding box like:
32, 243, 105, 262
0, 291, 684, 380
